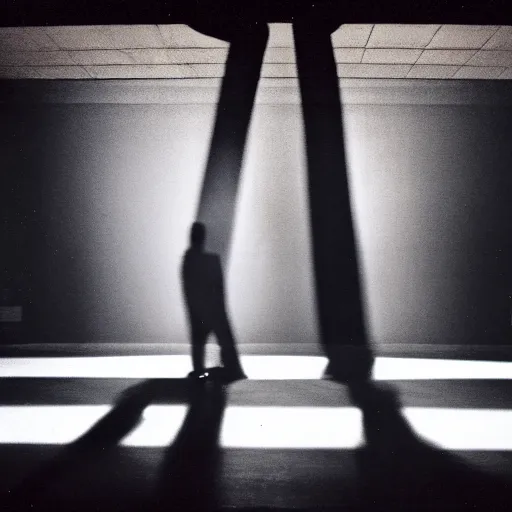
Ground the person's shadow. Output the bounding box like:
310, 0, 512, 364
6, 378, 225, 512
182, 222, 246, 381
347, 380, 512, 511
154, 380, 226, 512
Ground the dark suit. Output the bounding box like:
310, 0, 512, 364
182, 248, 243, 373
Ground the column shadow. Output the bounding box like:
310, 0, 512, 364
348, 381, 512, 511
182, 222, 246, 378
293, 20, 374, 382
5, 379, 189, 511
154, 380, 226, 512
190, 21, 268, 264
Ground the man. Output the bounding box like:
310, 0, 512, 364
181, 222, 246, 382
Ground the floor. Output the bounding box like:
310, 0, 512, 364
0, 355, 511, 511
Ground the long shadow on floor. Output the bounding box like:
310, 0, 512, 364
5, 378, 224, 512
6, 379, 156, 510
5, 377, 512, 512
154, 380, 226, 512
348, 380, 512, 511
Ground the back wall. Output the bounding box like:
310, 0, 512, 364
1, 79, 511, 355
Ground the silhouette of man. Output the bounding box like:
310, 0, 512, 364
182, 222, 246, 382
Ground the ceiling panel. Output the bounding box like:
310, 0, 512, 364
498, 68, 512, 79
0, 28, 47, 52
23, 27, 61, 51
0, 66, 43, 78
72, 48, 227, 66
267, 24, 294, 47
427, 25, 500, 49
331, 24, 373, 48
415, 49, 476, 65
262, 64, 296, 78
0, 65, 90, 79
263, 47, 296, 63
334, 48, 364, 63
454, 66, 506, 79
34, 66, 91, 79
103, 25, 166, 48
466, 50, 512, 67
362, 48, 421, 64
483, 26, 512, 50
69, 50, 136, 65
337, 63, 411, 78
367, 24, 440, 48
0, 24, 511, 80
406, 65, 459, 79
127, 48, 228, 64
84, 64, 224, 79
46, 25, 166, 50
157, 24, 228, 48
45, 26, 122, 50
0, 51, 75, 66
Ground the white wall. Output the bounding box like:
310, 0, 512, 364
2, 79, 511, 351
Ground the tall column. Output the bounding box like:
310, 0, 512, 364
294, 20, 373, 380
193, 22, 269, 265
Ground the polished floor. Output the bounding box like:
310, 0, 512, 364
1, 355, 511, 511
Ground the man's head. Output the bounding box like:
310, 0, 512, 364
190, 222, 206, 250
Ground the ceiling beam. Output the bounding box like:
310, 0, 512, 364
1, 0, 511, 28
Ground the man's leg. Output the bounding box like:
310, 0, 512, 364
190, 320, 209, 374
214, 315, 245, 377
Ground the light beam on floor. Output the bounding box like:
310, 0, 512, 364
0, 405, 512, 450
0, 356, 511, 380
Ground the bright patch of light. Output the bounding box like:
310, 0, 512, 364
0, 356, 511, 380
220, 406, 363, 448
239, 356, 328, 379
0, 405, 512, 450
0, 405, 187, 447
0, 405, 112, 445
404, 408, 512, 451
373, 357, 512, 381
122, 405, 188, 447
0, 356, 193, 379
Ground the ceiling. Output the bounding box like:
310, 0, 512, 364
1, 24, 512, 80
1, 0, 509, 27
